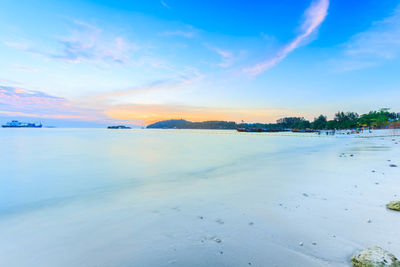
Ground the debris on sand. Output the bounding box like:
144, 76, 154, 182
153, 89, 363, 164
389, 164, 398, 167
386, 201, 400, 211
367, 219, 372, 223
302, 193, 309, 197
351, 246, 400, 267
215, 219, 224, 224
213, 238, 222, 243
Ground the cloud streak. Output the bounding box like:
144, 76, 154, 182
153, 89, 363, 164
50, 21, 136, 64
0, 86, 102, 121
5, 20, 138, 65
334, 5, 400, 71
204, 44, 237, 68
86, 71, 203, 107
160, 30, 195, 38
214, 48, 235, 68
160, 1, 171, 9
245, 0, 329, 76
11, 64, 40, 73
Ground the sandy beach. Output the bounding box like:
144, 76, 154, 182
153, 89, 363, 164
0, 129, 399, 266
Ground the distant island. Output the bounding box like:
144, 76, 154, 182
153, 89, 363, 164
147, 109, 400, 130
147, 120, 237, 129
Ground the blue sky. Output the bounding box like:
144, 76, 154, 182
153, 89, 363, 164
1, 0, 400, 125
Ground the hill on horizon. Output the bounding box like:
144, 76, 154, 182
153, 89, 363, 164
146, 119, 237, 129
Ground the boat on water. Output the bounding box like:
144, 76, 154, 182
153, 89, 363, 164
291, 129, 317, 133
1, 120, 42, 128
236, 127, 284, 133
107, 125, 132, 129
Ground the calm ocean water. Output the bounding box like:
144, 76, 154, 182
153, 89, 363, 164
0, 128, 334, 216
3, 129, 397, 267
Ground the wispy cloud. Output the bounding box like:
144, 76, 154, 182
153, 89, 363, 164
334, 5, 400, 71
160, 0, 171, 9
11, 64, 40, 73
87, 71, 203, 106
160, 30, 195, 38
3, 41, 29, 50
214, 48, 235, 68
0, 85, 101, 121
0, 79, 22, 86
50, 21, 137, 64
5, 20, 138, 65
204, 44, 237, 68
245, 0, 329, 76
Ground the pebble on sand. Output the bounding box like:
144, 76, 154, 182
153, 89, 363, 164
389, 164, 398, 167
386, 201, 400, 211
351, 246, 400, 267
215, 219, 224, 224
213, 238, 222, 243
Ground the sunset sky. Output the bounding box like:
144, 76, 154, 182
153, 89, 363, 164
1, 0, 400, 126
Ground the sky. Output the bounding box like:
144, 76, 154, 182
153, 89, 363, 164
1, 0, 400, 126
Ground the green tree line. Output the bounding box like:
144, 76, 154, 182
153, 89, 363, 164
240, 109, 399, 130
147, 109, 400, 130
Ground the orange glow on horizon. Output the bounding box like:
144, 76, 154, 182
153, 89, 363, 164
105, 104, 301, 125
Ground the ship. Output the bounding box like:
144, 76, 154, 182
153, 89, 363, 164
107, 125, 132, 129
2, 120, 42, 128
291, 129, 317, 133
236, 127, 285, 133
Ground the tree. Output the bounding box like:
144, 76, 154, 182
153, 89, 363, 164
298, 120, 311, 129
276, 117, 311, 129
333, 111, 359, 129
311, 115, 327, 129
358, 109, 394, 128
326, 120, 337, 130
